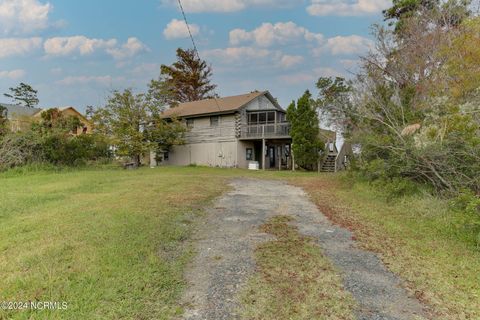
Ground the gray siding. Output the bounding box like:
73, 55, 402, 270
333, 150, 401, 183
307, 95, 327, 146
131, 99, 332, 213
244, 95, 278, 111
185, 114, 237, 144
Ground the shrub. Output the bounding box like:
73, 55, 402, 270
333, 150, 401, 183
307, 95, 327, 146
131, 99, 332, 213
0, 132, 43, 171
42, 133, 111, 166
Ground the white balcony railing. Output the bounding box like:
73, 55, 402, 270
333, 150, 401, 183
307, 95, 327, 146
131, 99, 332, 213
240, 123, 291, 139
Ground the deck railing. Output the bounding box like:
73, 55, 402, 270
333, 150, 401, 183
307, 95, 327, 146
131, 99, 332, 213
240, 122, 291, 139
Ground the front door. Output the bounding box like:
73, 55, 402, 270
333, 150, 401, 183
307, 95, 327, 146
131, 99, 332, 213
268, 146, 275, 168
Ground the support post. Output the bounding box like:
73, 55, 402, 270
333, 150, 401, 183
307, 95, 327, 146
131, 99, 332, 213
291, 143, 295, 171
262, 138, 266, 170
278, 146, 281, 171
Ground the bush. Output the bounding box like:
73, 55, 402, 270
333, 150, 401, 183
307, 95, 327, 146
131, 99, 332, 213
42, 133, 111, 166
0, 132, 112, 171
0, 132, 43, 171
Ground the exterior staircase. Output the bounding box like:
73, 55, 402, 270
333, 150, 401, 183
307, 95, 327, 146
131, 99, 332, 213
320, 154, 337, 172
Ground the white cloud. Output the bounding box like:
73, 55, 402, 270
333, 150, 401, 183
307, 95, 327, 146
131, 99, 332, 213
204, 46, 271, 62
230, 21, 323, 47
130, 63, 160, 76
315, 35, 373, 56
163, 19, 199, 40
0, 0, 52, 35
44, 36, 117, 57
106, 37, 149, 60
43, 36, 148, 60
204, 46, 303, 69
0, 37, 42, 58
56, 75, 125, 86
307, 0, 390, 16
278, 54, 304, 68
278, 67, 343, 85
340, 59, 360, 69
0, 69, 26, 79
162, 0, 301, 13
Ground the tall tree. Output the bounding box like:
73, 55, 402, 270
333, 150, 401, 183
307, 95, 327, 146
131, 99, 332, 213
92, 89, 186, 166
4, 83, 39, 108
316, 77, 354, 137
384, 0, 470, 33
287, 91, 323, 171
150, 48, 217, 106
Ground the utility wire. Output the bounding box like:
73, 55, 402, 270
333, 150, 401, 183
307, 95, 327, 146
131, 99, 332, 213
176, 0, 222, 112
177, 0, 200, 61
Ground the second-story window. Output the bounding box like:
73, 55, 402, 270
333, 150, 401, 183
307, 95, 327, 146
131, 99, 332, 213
210, 116, 219, 127
186, 119, 194, 128
248, 111, 276, 125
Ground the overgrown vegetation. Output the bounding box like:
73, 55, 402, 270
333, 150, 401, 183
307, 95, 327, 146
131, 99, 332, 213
316, 1, 479, 208
292, 173, 480, 319
240, 215, 355, 320
0, 108, 110, 171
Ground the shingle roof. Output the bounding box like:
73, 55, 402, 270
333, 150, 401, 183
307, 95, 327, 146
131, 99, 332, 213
161, 91, 267, 118
0, 103, 42, 120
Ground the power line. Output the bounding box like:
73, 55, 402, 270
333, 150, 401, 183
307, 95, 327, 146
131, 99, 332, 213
177, 0, 200, 61
176, 0, 221, 112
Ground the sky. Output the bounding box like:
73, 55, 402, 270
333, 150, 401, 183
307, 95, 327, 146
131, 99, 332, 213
0, 0, 391, 112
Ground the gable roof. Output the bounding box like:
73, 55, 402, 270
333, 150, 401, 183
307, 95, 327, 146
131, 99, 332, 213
33, 106, 89, 122
162, 91, 279, 118
0, 103, 42, 120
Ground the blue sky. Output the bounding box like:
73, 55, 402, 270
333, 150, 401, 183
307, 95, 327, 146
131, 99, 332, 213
0, 0, 390, 112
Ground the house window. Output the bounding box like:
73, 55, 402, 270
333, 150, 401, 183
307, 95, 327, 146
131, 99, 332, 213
246, 148, 253, 161
186, 119, 194, 128
267, 111, 275, 123
164, 151, 169, 161
210, 116, 219, 127
259, 112, 266, 124
247, 111, 277, 125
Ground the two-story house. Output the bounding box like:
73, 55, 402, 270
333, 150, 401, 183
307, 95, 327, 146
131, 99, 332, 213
160, 91, 293, 170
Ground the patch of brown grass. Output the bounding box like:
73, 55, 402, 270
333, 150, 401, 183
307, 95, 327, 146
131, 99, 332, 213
240, 215, 355, 320
290, 174, 480, 320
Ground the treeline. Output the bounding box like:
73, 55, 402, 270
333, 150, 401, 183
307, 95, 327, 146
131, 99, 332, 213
0, 48, 217, 171
317, 1, 479, 209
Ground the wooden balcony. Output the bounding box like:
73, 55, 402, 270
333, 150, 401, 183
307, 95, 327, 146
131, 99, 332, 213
240, 122, 291, 139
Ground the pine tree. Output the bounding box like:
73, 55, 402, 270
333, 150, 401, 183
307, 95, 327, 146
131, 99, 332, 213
150, 48, 217, 107
287, 90, 323, 170
4, 83, 39, 108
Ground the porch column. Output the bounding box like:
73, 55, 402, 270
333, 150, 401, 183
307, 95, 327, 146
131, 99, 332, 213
262, 138, 266, 170
291, 143, 295, 171
278, 146, 281, 171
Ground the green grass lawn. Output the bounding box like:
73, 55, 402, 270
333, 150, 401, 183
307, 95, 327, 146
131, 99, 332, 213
1, 166, 478, 319
0, 166, 235, 319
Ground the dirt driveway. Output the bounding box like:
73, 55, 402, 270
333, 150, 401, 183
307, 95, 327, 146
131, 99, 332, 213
181, 178, 427, 320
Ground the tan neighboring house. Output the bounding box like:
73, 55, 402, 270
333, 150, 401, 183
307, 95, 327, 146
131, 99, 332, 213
33, 106, 92, 135
159, 91, 293, 170
0, 103, 91, 135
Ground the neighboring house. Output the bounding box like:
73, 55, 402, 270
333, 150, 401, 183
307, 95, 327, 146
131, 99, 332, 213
33, 106, 92, 135
0, 103, 92, 135
0, 103, 42, 132
160, 91, 293, 170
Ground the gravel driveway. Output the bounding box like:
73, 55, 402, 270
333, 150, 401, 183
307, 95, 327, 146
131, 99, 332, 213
181, 178, 427, 320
